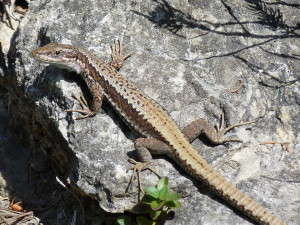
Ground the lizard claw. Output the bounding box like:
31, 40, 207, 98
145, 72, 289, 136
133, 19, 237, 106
217, 113, 256, 143
65, 94, 96, 119
126, 158, 161, 194
109, 40, 132, 70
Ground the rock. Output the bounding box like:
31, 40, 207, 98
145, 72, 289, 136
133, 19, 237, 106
0, 0, 299, 224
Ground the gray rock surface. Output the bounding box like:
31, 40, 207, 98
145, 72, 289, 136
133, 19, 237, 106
0, 0, 299, 224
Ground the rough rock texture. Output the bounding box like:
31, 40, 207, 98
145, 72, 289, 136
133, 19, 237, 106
0, 0, 299, 224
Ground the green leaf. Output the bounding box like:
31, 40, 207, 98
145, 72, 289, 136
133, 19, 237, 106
116, 215, 132, 225
145, 187, 159, 198
158, 186, 169, 201
157, 177, 168, 190
142, 194, 159, 204
150, 199, 164, 211
136, 216, 155, 225
167, 193, 181, 201
165, 200, 182, 208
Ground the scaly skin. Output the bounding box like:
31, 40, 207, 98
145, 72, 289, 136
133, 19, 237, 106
32, 42, 286, 225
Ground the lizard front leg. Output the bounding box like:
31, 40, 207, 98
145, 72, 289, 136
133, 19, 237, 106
65, 83, 104, 119
66, 40, 130, 119
109, 40, 132, 70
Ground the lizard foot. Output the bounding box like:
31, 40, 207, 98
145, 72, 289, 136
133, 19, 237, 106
126, 158, 161, 194
109, 40, 132, 70
217, 113, 256, 143
65, 94, 96, 119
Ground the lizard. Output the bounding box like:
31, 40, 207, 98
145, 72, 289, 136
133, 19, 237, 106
31, 40, 286, 225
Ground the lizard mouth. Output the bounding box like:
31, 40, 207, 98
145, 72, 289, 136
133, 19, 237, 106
31, 49, 46, 61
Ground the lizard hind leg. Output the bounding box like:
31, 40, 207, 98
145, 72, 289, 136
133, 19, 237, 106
126, 158, 159, 194
126, 138, 171, 194
182, 113, 255, 144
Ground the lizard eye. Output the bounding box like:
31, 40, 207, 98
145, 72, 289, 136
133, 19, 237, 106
55, 51, 60, 55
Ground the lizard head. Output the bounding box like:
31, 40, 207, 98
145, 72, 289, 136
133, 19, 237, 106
32, 43, 83, 73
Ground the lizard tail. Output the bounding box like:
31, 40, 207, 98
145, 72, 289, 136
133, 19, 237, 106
170, 141, 286, 225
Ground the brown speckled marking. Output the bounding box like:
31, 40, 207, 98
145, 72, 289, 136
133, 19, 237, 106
32, 43, 286, 225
